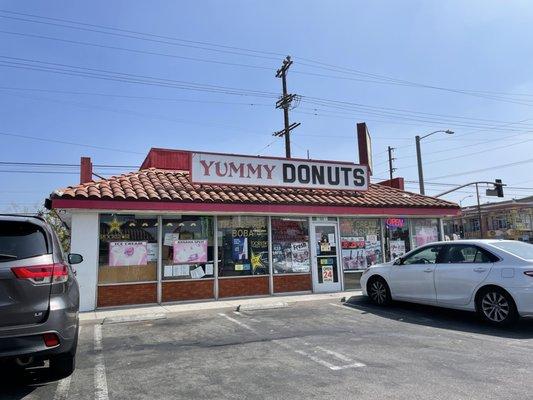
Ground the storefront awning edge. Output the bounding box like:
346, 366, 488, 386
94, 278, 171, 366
51, 199, 460, 217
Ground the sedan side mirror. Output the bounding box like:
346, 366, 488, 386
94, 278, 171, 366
393, 257, 403, 266
68, 253, 83, 265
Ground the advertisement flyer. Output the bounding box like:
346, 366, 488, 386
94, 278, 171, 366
341, 236, 365, 249
342, 249, 367, 270
322, 265, 334, 282
414, 226, 439, 247
109, 241, 148, 267
232, 237, 248, 261
147, 243, 158, 262
390, 240, 406, 260
173, 240, 208, 264
290, 242, 310, 272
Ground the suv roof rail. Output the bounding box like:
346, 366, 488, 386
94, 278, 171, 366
0, 213, 46, 222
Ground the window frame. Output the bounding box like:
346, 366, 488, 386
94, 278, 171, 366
399, 244, 443, 266
439, 244, 499, 264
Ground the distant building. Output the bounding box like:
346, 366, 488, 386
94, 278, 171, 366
444, 195, 533, 243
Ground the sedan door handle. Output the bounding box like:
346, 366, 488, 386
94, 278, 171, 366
423, 268, 433, 273
473, 267, 487, 273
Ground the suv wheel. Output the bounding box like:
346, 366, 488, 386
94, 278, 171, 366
477, 287, 518, 326
367, 277, 391, 306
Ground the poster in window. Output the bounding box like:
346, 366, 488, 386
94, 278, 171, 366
290, 242, 310, 272
109, 241, 148, 267
414, 226, 438, 247
322, 265, 334, 282
173, 240, 208, 264
390, 240, 406, 260
146, 243, 158, 262
232, 237, 248, 261
341, 236, 365, 249
342, 249, 366, 270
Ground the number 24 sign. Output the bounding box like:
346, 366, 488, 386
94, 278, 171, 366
322, 265, 334, 283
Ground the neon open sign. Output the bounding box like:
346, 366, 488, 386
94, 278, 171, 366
386, 218, 405, 228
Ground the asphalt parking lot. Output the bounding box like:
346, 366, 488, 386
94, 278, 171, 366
2, 296, 533, 400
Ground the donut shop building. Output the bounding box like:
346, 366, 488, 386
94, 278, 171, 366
48, 145, 460, 312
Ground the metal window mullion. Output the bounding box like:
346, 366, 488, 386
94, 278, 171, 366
268, 216, 273, 295
214, 215, 219, 300
157, 215, 162, 304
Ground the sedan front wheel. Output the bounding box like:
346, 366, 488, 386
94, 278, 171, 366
367, 277, 391, 306
477, 287, 518, 326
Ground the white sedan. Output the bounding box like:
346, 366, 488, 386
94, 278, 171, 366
360, 239, 533, 325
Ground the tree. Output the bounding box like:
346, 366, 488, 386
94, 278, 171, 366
38, 208, 71, 253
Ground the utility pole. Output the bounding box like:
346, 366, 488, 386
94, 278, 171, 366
475, 183, 483, 239
387, 146, 396, 181
273, 56, 300, 158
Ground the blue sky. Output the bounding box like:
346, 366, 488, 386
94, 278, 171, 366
1, 0, 532, 211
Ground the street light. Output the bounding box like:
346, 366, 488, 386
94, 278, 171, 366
415, 129, 454, 195
459, 194, 473, 207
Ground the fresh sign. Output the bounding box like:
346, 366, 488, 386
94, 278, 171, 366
191, 152, 368, 191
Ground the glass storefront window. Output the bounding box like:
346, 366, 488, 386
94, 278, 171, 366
217, 216, 269, 276
339, 218, 383, 289
162, 216, 214, 280
271, 218, 310, 274
384, 218, 411, 261
98, 214, 158, 284
410, 219, 440, 248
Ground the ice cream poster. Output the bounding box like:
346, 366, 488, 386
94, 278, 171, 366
173, 240, 208, 264
109, 241, 148, 267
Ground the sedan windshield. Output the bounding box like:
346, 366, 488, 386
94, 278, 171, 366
490, 241, 533, 261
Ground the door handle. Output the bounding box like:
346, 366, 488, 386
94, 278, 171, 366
473, 267, 487, 273
423, 268, 433, 273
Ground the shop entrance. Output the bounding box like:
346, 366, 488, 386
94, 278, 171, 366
310, 222, 342, 293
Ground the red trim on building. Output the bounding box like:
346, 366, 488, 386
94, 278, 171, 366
52, 199, 460, 216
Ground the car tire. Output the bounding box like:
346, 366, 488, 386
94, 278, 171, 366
49, 325, 78, 380
476, 287, 518, 326
367, 276, 391, 306
49, 353, 76, 380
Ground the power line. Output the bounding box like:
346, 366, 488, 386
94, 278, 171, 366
0, 86, 273, 106
0, 55, 278, 98
1, 8, 532, 106
0, 130, 145, 154
429, 157, 533, 180
0, 29, 276, 72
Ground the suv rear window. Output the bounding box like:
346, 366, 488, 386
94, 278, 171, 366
0, 221, 50, 261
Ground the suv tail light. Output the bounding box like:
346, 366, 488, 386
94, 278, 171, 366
11, 263, 69, 284
524, 271, 533, 277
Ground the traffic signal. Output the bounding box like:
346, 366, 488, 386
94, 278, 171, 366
495, 179, 504, 197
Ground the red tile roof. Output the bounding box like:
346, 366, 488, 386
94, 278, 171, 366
51, 168, 459, 210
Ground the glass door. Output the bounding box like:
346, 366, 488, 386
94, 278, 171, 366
310, 222, 342, 292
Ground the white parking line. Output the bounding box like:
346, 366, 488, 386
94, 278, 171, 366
94, 325, 109, 400
218, 313, 259, 334
53, 376, 71, 400
219, 312, 365, 371
52, 326, 83, 400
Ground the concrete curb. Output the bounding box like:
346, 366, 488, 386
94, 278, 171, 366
80, 291, 363, 324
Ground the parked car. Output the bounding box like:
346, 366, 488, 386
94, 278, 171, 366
0, 214, 82, 379
361, 239, 533, 325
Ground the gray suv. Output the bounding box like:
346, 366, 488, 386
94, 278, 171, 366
0, 214, 81, 380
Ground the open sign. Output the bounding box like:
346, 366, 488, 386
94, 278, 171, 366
386, 218, 405, 229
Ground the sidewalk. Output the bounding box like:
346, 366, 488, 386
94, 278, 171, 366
80, 290, 363, 323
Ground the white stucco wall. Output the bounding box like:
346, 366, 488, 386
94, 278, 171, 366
70, 212, 99, 311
